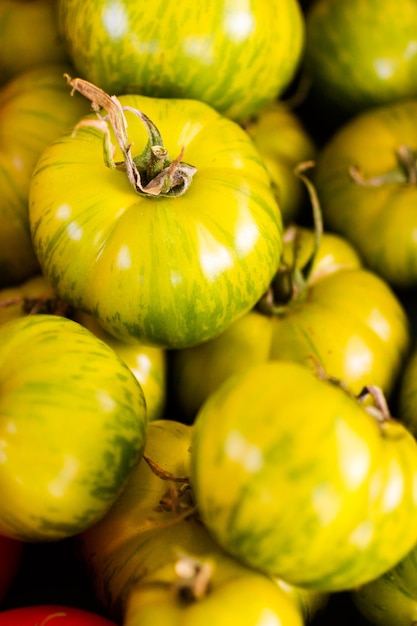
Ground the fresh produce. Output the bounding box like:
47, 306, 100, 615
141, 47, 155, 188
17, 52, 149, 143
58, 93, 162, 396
243, 101, 316, 223
56, 0, 305, 121
303, 0, 417, 118
190, 360, 417, 591
0, 0, 69, 85
3, 2, 417, 624
78, 420, 304, 626
171, 224, 410, 419
75, 312, 166, 422
0, 314, 147, 542
29, 78, 283, 349
0, 605, 117, 625
0, 64, 90, 286
0, 276, 167, 422
314, 98, 417, 288
351, 541, 417, 626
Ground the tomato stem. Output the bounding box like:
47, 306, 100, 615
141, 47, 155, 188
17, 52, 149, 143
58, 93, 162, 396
350, 144, 417, 186
65, 75, 197, 197
256, 161, 322, 315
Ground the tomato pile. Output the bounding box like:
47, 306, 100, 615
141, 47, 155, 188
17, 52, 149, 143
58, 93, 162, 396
2, 0, 417, 624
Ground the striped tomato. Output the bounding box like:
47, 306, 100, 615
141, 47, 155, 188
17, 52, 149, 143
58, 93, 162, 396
303, 0, 417, 119
0, 314, 147, 542
78, 420, 303, 626
314, 99, 417, 288
190, 360, 417, 591
0, 64, 90, 287
29, 80, 283, 349
0, 275, 167, 422
56, 0, 305, 122
171, 226, 410, 419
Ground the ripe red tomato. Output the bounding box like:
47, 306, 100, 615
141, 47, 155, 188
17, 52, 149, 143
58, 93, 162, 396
0, 605, 117, 625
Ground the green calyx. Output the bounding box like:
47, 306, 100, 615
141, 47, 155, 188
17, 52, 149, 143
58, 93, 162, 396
65, 74, 197, 197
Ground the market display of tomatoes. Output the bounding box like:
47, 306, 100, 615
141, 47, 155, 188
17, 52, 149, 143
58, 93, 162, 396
3, 2, 417, 625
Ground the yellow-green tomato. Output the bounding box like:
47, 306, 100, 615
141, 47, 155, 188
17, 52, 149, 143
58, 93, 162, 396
275, 578, 329, 623
78, 420, 303, 626
243, 101, 317, 223
351, 542, 417, 626
57, 0, 305, 122
190, 360, 417, 591
0, 0, 69, 85
171, 226, 410, 419
75, 312, 166, 422
0, 64, 90, 286
0, 314, 147, 542
29, 91, 283, 349
0, 274, 56, 323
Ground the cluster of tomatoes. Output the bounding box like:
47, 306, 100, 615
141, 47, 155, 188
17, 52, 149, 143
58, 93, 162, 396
2, 0, 417, 624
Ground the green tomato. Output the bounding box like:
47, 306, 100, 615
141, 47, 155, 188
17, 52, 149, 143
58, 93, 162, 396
0, 64, 90, 287
171, 226, 410, 419
0, 0, 69, 86
56, 0, 305, 122
314, 98, 417, 288
0, 314, 147, 542
75, 311, 167, 422
78, 420, 303, 626
303, 0, 417, 118
243, 101, 316, 223
0, 275, 167, 422
190, 360, 417, 591
351, 542, 417, 626
29, 85, 283, 349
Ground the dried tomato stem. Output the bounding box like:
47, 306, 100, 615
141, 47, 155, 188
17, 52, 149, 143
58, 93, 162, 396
65, 74, 197, 197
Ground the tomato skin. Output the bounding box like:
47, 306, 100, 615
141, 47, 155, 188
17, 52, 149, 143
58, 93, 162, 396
0, 64, 90, 287
74, 312, 166, 422
0, 0, 69, 86
243, 101, 316, 223
78, 420, 303, 626
171, 227, 410, 419
29, 94, 283, 349
351, 543, 417, 626
57, 0, 305, 122
0, 605, 117, 625
303, 0, 417, 117
190, 360, 417, 591
0, 535, 23, 604
0, 314, 147, 542
314, 99, 417, 288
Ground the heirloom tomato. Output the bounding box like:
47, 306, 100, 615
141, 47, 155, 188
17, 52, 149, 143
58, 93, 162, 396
75, 312, 166, 422
0, 274, 167, 421
190, 360, 417, 591
78, 420, 303, 626
351, 541, 417, 626
29, 79, 283, 349
0, 0, 69, 85
0, 534, 23, 604
57, 0, 305, 122
243, 101, 316, 223
0, 64, 90, 287
171, 225, 410, 420
0, 606, 117, 625
0, 314, 147, 542
303, 0, 417, 119
314, 99, 417, 288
